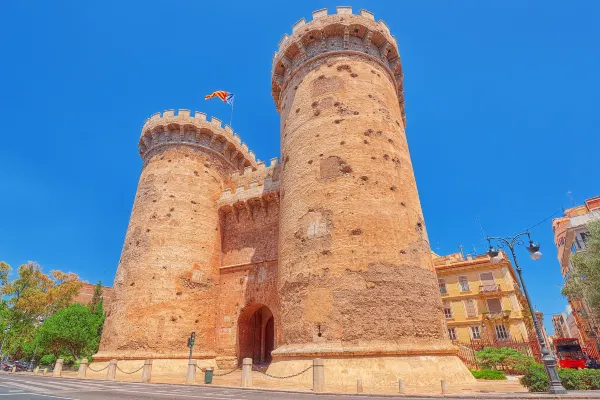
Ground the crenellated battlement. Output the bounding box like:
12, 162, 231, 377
218, 175, 280, 210
218, 156, 280, 210
139, 109, 258, 171
271, 6, 405, 125
230, 157, 279, 187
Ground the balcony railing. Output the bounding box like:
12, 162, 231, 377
479, 284, 501, 294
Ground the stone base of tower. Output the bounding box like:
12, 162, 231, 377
92, 351, 218, 377
267, 343, 475, 389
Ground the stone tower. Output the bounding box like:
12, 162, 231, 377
268, 7, 473, 384
95, 111, 257, 366
96, 6, 474, 388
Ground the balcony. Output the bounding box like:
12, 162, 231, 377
482, 310, 512, 320
479, 284, 501, 295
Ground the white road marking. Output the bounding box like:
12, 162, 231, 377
105, 387, 246, 399
0, 390, 75, 399
0, 380, 49, 392
19, 379, 109, 390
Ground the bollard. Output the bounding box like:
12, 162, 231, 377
10, 366, 16, 374
357, 377, 363, 393
313, 358, 324, 393
106, 359, 117, 381
241, 358, 252, 388
42, 368, 48, 376
77, 359, 88, 379
185, 359, 197, 385
398, 379, 405, 394
441, 379, 448, 394
33, 367, 39, 375
141, 359, 152, 383
53, 359, 64, 377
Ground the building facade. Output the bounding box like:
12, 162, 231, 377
552, 305, 581, 340
433, 252, 531, 343
552, 195, 600, 358
95, 7, 474, 388
72, 283, 113, 311
535, 311, 550, 350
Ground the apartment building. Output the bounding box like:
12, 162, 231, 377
552, 195, 600, 358
433, 252, 531, 343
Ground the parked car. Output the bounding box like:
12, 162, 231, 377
586, 358, 600, 369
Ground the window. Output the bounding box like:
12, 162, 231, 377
464, 299, 478, 317
447, 327, 457, 340
495, 324, 509, 340
458, 276, 470, 292
439, 278, 448, 294
580, 232, 590, 246
443, 301, 453, 319
486, 298, 503, 314
470, 326, 481, 339
480, 272, 495, 285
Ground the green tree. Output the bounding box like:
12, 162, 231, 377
37, 303, 103, 360
475, 347, 535, 372
89, 281, 103, 313
562, 219, 600, 321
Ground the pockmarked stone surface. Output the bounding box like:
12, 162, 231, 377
97, 6, 475, 388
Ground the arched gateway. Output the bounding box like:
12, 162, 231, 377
237, 304, 275, 365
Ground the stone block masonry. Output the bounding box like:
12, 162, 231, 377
96, 6, 475, 389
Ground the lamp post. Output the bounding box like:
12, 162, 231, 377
0, 325, 11, 361
486, 231, 566, 394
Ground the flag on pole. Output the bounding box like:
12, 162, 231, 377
205, 91, 234, 106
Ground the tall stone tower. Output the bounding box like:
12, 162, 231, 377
268, 7, 473, 384
95, 111, 257, 366
96, 6, 474, 387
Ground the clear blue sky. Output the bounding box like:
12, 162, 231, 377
1, 1, 598, 335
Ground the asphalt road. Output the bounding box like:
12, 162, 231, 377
0, 373, 412, 400
0, 373, 598, 399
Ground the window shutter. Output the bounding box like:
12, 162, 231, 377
480, 272, 494, 285
487, 298, 502, 314
464, 299, 477, 317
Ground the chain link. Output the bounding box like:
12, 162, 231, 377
252, 365, 312, 379
195, 364, 239, 377
213, 367, 239, 377
87, 363, 109, 373
115, 362, 144, 375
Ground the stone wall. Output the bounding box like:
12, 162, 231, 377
215, 261, 279, 368
71, 283, 113, 312
273, 8, 450, 355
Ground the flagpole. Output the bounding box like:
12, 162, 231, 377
229, 102, 234, 128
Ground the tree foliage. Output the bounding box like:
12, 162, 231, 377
0, 261, 83, 361
89, 281, 103, 314
37, 303, 103, 360
475, 347, 535, 373
0, 261, 81, 322
562, 219, 600, 321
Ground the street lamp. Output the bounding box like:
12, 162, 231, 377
486, 231, 566, 394
0, 325, 13, 361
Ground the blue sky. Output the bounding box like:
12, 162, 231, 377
1, 1, 598, 335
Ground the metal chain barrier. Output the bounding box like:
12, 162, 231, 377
213, 367, 239, 377
115, 362, 144, 375
195, 364, 239, 377
252, 365, 312, 379
87, 363, 109, 373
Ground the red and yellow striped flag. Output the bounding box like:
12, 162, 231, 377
205, 91, 234, 105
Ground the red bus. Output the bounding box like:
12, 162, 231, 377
553, 337, 586, 369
